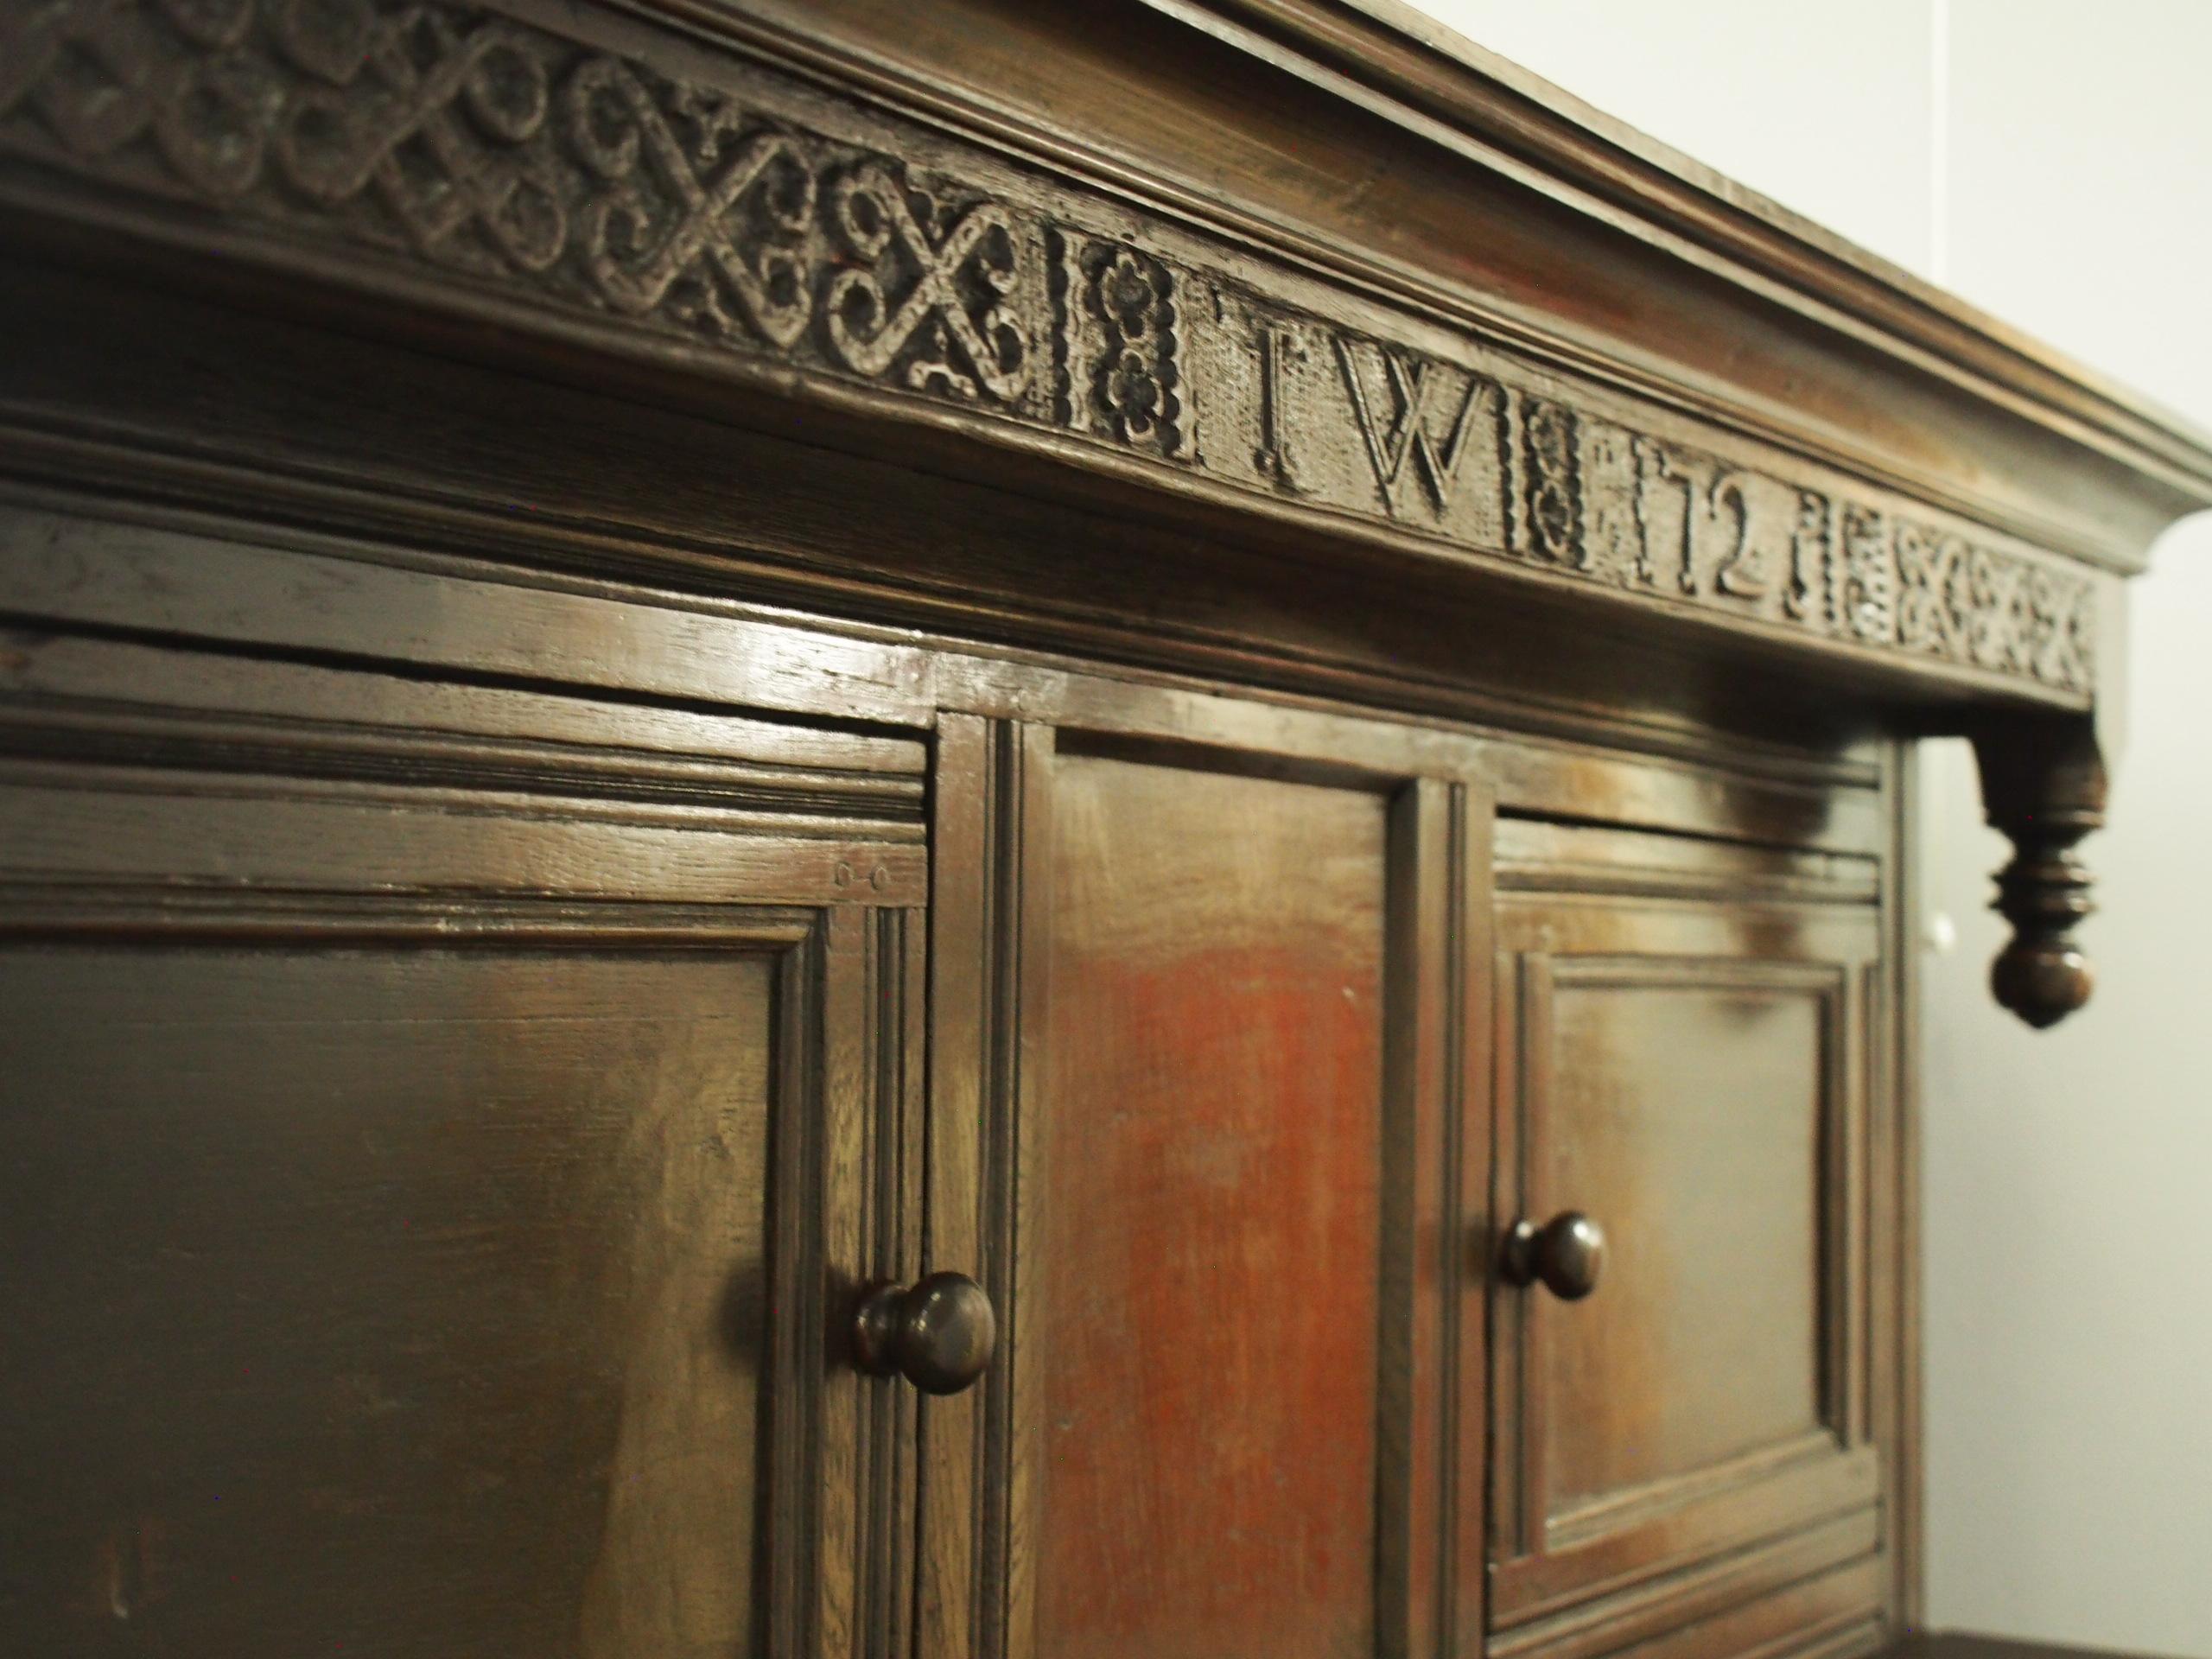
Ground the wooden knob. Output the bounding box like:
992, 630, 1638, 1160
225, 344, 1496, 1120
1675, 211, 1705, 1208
1501, 1211, 1605, 1301
851, 1271, 996, 1395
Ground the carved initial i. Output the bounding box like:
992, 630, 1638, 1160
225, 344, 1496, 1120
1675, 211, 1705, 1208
1253, 321, 1306, 491
1333, 338, 1484, 517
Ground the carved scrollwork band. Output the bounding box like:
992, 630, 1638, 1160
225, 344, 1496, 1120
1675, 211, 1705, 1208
0, 0, 2097, 695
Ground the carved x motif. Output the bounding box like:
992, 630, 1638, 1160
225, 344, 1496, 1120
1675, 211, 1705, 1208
566, 57, 813, 346
1, 0, 263, 195
275, 10, 568, 272
826, 159, 1030, 403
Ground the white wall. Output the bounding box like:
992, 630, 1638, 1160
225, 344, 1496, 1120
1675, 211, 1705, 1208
1923, 7, 2212, 1649
1405, 0, 1937, 276
1417, 3, 2212, 1651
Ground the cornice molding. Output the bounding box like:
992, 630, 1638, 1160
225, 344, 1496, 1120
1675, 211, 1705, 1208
1191, 0, 2212, 514
0, 0, 2198, 714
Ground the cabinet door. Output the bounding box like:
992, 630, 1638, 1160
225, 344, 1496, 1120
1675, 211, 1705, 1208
1488, 833, 1889, 1659
920, 713, 1491, 1659
0, 631, 927, 1659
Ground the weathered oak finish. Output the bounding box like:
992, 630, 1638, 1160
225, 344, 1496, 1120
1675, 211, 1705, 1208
1490, 882, 1889, 1656
0, 632, 929, 1656
0, 1, 2201, 1656
920, 713, 1491, 1659
1033, 745, 1393, 1659
1969, 712, 2109, 1027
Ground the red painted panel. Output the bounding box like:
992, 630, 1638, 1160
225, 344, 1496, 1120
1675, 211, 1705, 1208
1034, 753, 1388, 1659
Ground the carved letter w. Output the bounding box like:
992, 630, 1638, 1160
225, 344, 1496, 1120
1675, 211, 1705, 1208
1333, 338, 1487, 518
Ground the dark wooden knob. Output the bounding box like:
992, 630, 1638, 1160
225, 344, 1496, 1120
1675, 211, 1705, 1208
1501, 1211, 1605, 1301
851, 1271, 995, 1395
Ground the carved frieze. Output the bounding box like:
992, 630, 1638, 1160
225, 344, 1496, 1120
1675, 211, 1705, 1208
1050, 233, 1184, 454
0, 0, 2098, 696
0, 0, 1054, 408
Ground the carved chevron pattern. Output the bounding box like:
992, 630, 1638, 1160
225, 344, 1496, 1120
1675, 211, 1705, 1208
0, 0, 2097, 695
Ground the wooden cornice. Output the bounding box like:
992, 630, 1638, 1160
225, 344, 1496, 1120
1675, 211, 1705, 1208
1193, 0, 2212, 521
1, 0, 2205, 724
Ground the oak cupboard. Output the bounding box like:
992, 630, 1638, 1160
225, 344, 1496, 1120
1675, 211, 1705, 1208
0, 3, 2203, 1658
0, 642, 931, 1655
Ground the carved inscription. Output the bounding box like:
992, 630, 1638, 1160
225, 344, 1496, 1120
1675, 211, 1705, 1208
1710, 474, 1764, 598
1636, 437, 1707, 594
1333, 338, 1489, 519
0, 0, 2099, 694
1250, 317, 1305, 491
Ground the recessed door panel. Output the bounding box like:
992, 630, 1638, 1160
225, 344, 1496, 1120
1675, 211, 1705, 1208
1490, 889, 1884, 1640
0, 634, 928, 1659
918, 715, 1491, 1659
1, 949, 779, 1656
1545, 976, 1826, 1509
1033, 750, 1389, 1659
